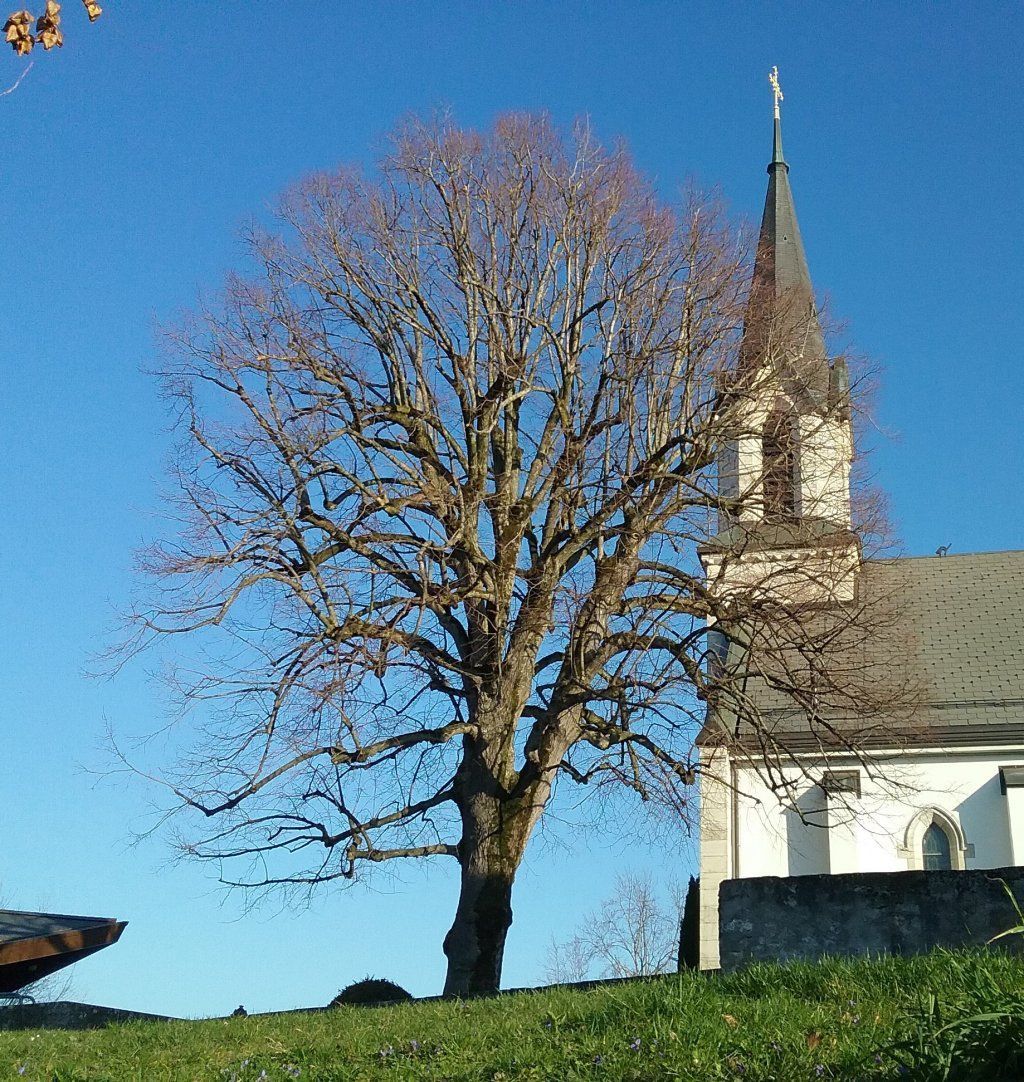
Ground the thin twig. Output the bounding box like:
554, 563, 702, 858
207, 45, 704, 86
0, 61, 33, 98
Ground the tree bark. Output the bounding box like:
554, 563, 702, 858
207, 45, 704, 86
442, 752, 532, 996
442, 841, 519, 996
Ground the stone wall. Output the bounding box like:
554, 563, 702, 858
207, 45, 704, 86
0, 1001, 171, 1030
719, 866, 1024, 971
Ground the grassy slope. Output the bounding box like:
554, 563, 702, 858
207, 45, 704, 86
1, 951, 1023, 1081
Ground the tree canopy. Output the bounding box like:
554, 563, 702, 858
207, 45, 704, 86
121, 114, 909, 994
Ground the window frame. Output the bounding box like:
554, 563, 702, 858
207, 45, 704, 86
899, 807, 969, 871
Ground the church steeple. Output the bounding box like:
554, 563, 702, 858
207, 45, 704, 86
708, 69, 856, 562
741, 68, 830, 409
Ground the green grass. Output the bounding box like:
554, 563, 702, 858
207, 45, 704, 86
2, 950, 1024, 1080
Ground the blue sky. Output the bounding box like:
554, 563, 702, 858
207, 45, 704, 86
0, 2, 1021, 1017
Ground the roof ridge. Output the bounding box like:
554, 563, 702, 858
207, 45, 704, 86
865, 549, 1024, 564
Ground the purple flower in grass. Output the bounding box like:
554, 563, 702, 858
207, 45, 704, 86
592, 1054, 603, 1065
629, 1036, 641, 1052
815, 1067, 826, 1078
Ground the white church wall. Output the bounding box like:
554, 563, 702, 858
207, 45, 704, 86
734, 787, 793, 878
825, 795, 860, 874
731, 747, 1024, 879
702, 539, 861, 606
1003, 785, 1024, 865
795, 416, 852, 527
735, 435, 764, 521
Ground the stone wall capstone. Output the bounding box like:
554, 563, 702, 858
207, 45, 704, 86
719, 867, 1024, 971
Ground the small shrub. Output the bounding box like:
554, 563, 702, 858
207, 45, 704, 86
329, 977, 412, 1008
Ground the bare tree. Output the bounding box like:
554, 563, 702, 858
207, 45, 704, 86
542, 932, 594, 986
118, 113, 912, 996
544, 872, 682, 983
5, 968, 74, 1005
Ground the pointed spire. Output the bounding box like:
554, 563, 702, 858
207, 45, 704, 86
741, 68, 830, 409
769, 66, 786, 167
771, 115, 786, 167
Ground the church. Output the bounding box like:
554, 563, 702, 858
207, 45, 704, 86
696, 73, 1024, 971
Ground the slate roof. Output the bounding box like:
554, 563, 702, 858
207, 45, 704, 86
699, 518, 858, 557
738, 112, 839, 413
753, 117, 825, 355
893, 551, 1024, 713
701, 550, 1024, 752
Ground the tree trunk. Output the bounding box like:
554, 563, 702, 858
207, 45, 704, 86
442, 849, 517, 996
442, 786, 528, 996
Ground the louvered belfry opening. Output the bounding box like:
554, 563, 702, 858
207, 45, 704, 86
762, 405, 797, 519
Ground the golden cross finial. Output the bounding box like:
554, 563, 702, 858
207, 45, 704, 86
769, 65, 784, 120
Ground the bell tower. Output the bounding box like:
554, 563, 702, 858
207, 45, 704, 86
702, 69, 859, 604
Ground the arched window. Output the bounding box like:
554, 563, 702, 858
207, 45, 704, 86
762, 407, 796, 519
900, 807, 968, 871
922, 822, 953, 871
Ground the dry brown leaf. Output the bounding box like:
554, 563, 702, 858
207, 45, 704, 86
805, 1031, 822, 1051
3, 10, 34, 55
35, 26, 61, 48
35, 0, 63, 50
722, 1013, 739, 1028
4, 0, 99, 57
